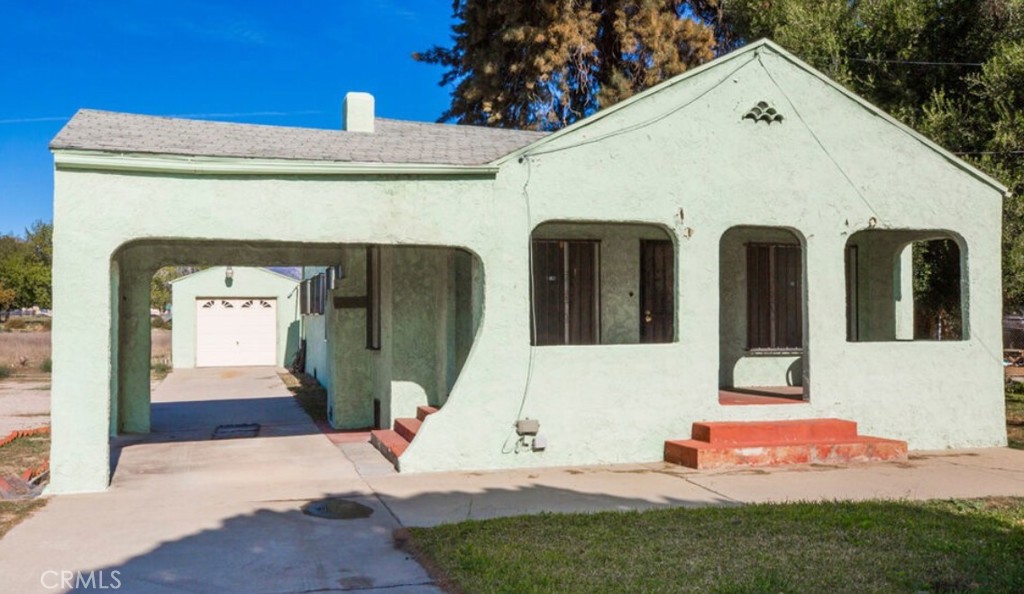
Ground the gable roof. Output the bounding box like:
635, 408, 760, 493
50, 109, 547, 166
49, 40, 1006, 192
499, 39, 1006, 194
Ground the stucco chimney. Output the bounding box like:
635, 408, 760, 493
343, 92, 375, 133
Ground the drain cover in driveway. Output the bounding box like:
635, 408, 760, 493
212, 423, 260, 439
301, 497, 374, 520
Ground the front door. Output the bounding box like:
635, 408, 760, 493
640, 240, 673, 343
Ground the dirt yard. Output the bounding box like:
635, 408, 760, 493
0, 329, 172, 433
0, 329, 171, 371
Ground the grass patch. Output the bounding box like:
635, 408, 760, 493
279, 370, 328, 423
2, 316, 50, 332
407, 498, 1024, 593
1008, 381, 1024, 450
150, 361, 171, 381
0, 432, 49, 478
0, 499, 47, 540
38, 357, 51, 373
0, 365, 9, 380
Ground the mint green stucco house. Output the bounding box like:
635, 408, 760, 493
48, 41, 1008, 493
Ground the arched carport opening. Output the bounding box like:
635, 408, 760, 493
110, 239, 482, 472
718, 226, 808, 404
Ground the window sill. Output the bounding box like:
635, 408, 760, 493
745, 348, 803, 356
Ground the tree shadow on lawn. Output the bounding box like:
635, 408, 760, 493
44, 481, 1024, 594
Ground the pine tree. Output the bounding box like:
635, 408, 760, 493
416, 1, 716, 130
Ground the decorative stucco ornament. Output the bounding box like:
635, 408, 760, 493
743, 101, 784, 124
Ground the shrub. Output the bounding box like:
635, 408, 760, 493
151, 317, 169, 329
0, 366, 10, 379
4, 318, 26, 331
39, 358, 51, 373
151, 361, 171, 378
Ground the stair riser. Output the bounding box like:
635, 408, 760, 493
416, 406, 439, 422
665, 440, 907, 469
369, 430, 407, 466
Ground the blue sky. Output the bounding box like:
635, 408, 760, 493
0, 1, 455, 236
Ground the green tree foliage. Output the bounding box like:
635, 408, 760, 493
720, 0, 1024, 310
422, 0, 1024, 311
416, 1, 717, 130
0, 222, 52, 311
150, 266, 203, 312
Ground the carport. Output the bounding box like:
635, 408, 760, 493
49, 105, 532, 493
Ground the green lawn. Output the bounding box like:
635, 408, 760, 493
409, 498, 1024, 593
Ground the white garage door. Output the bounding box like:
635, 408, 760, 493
195, 299, 277, 367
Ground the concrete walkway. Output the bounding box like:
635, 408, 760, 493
2, 366, 1024, 592
0, 367, 437, 594
368, 447, 1024, 527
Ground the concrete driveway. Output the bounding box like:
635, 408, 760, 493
0, 367, 438, 594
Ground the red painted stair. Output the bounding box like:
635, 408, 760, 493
370, 406, 440, 466
664, 418, 907, 469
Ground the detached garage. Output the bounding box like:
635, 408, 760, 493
171, 267, 301, 368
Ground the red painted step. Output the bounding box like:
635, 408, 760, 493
416, 406, 439, 422
665, 418, 907, 470
692, 418, 859, 445
370, 429, 408, 465
394, 417, 422, 442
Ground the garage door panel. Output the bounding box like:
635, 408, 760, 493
196, 299, 277, 367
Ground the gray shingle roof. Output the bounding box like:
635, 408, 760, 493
50, 109, 548, 166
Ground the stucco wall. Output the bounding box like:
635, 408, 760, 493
171, 266, 300, 369
50, 44, 1007, 493
303, 247, 478, 430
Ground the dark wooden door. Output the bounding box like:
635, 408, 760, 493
531, 240, 599, 345
746, 243, 802, 349
640, 240, 674, 343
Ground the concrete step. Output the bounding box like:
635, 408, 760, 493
691, 418, 859, 446
416, 405, 439, 422
664, 418, 907, 470
664, 436, 907, 469
394, 417, 422, 442
369, 430, 409, 466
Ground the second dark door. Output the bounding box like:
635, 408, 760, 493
640, 240, 674, 343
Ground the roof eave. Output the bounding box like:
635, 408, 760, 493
52, 149, 500, 177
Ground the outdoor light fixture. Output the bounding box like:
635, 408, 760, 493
225, 266, 234, 280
